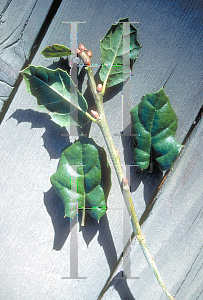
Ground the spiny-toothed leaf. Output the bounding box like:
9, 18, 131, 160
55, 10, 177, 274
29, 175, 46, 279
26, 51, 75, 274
99, 17, 141, 89
130, 88, 183, 171
41, 44, 72, 58
50, 136, 111, 223
21, 65, 89, 127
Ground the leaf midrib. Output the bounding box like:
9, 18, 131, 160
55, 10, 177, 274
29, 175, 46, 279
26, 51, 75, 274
102, 31, 123, 88
29, 68, 87, 115
148, 99, 171, 158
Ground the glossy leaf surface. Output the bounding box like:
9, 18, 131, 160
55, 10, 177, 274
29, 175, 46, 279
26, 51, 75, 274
41, 44, 72, 57
99, 17, 141, 88
131, 88, 183, 171
50, 136, 111, 222
21, 66, 89, 127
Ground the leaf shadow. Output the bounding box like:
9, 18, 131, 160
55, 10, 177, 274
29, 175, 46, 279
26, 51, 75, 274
110, 271, 136, 300
83, 65, 124, 104
80, 65, 124, 103
44, 186, 138, 300
80, 213, 118, 272
47, 57, 71, 73
15, 58, 140, 299
10, 109, 71, 159
103, 81, 123, 103
44, 187, 118, 273
44, 187, 70, 250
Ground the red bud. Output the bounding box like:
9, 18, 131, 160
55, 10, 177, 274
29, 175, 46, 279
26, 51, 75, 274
75, 48, 81, 54
79, 43, 86, 52
97, 84, 103, 93
85, 59, 91, 66
91, 110, 100, 119
87, 50, 92, 58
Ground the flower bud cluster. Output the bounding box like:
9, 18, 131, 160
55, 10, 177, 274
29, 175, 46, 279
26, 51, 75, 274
75, 44, 93, 66
75, 44, 103, 94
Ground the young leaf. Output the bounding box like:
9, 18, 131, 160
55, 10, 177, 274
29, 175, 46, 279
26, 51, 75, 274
50, 136, 111, 223
131, 88, 183, 171
99, 17, 141, 90
21, 65, 89, 127
41, 44, 72, 58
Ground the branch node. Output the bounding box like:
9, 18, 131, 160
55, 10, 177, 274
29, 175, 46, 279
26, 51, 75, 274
137, 234, 146, 244
122, 177, 128, 187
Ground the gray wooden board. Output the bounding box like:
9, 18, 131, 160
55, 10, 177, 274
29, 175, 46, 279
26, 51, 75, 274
0, 0, 202, 299
0, 0, 54, 111
102, 116, 203, 300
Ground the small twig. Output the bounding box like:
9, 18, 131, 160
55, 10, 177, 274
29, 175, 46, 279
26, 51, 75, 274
79, 46, 175, 300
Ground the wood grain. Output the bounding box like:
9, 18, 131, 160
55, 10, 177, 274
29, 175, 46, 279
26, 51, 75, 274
0, 0, 54, 111
103, 117, 203, 300
0, 0, 202, 299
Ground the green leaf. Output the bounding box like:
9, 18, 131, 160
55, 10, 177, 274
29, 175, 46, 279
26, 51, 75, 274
50, 136, 111, 223
21, 65, 89, 127
99, 17, 141, 90
130, 88, 183, 171
41, 44, 72, 58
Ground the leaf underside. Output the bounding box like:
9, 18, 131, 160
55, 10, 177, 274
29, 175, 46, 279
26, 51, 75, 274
50, 136, 111, 222
131, 88, 183, 171
21, 65, 89, 127
41, 44, 72, 58
99, 17, 141, 88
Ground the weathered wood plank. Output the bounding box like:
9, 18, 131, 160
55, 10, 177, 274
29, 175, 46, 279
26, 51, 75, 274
0, 0, 54, 111
0, 0, 202, 299
102, 117, 203, 299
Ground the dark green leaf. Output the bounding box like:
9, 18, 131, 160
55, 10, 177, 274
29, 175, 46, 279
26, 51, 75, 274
130, 88, 183, 171
41, 44, 72, 58
99, 17, 141, 89
21, 65, 89, 127
50, 136, 111, 223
